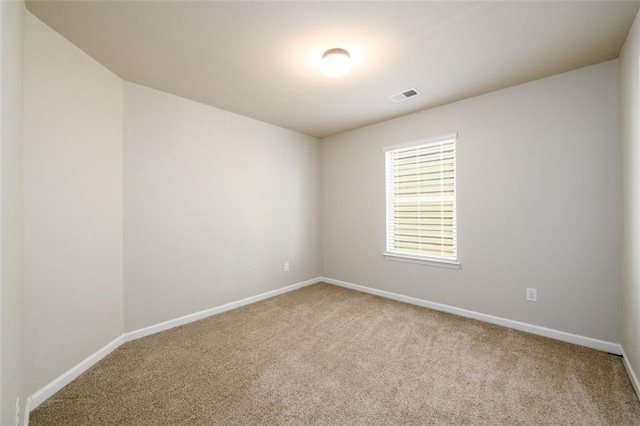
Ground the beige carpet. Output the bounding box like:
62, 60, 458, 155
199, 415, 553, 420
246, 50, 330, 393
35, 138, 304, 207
31, 283, 640, 425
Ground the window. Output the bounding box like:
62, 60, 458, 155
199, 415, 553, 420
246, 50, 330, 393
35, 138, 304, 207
384, 133, 459, 268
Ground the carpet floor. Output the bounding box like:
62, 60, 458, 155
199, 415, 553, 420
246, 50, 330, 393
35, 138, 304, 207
30, 283, 640, 425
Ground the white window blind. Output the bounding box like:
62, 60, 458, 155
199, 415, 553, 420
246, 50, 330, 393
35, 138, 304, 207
384, 134, 458, 265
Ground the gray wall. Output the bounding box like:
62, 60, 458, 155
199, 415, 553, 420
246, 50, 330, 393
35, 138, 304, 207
620, 10, 640, 388
1, 0, 26, 424
123, 82, 322, 332
321, 60, 621, 343
23, 12, 124, 394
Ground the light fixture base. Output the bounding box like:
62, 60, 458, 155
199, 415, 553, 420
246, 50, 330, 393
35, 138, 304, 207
322, 48, 350, 60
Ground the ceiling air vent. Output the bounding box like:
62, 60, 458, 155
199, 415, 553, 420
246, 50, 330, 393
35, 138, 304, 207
388, 88, 421, 103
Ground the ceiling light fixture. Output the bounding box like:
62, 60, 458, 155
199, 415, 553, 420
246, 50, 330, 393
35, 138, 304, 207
322, 48, 351, 78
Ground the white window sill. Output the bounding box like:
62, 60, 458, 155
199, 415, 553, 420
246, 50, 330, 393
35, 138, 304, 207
383, 252, 461, 269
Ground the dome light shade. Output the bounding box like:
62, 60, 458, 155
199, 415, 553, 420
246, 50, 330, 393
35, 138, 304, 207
322, 48, 351, 78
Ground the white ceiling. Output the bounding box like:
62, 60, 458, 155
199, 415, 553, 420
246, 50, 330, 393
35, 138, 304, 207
26, 1, 640, 139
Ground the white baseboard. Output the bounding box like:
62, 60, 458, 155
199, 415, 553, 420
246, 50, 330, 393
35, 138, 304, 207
621, 346, 640, 401
321, 277, 621, 355
26, 276, 323, 420
23, 397, 32, 426
28, 334, 124, 412
124, 277, 322, 342
26, 275, 627, 422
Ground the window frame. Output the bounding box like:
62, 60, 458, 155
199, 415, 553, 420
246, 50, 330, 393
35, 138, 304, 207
383, 133, 460, 269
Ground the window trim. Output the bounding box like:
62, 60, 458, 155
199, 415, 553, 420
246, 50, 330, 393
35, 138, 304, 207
383, 133, 460, 268
382, 252, 461, 269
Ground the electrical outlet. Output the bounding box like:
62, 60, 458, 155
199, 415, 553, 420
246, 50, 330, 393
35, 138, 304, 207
284, 262, 290, 272
526, 288, 538, 302
15, 397, 20, 426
